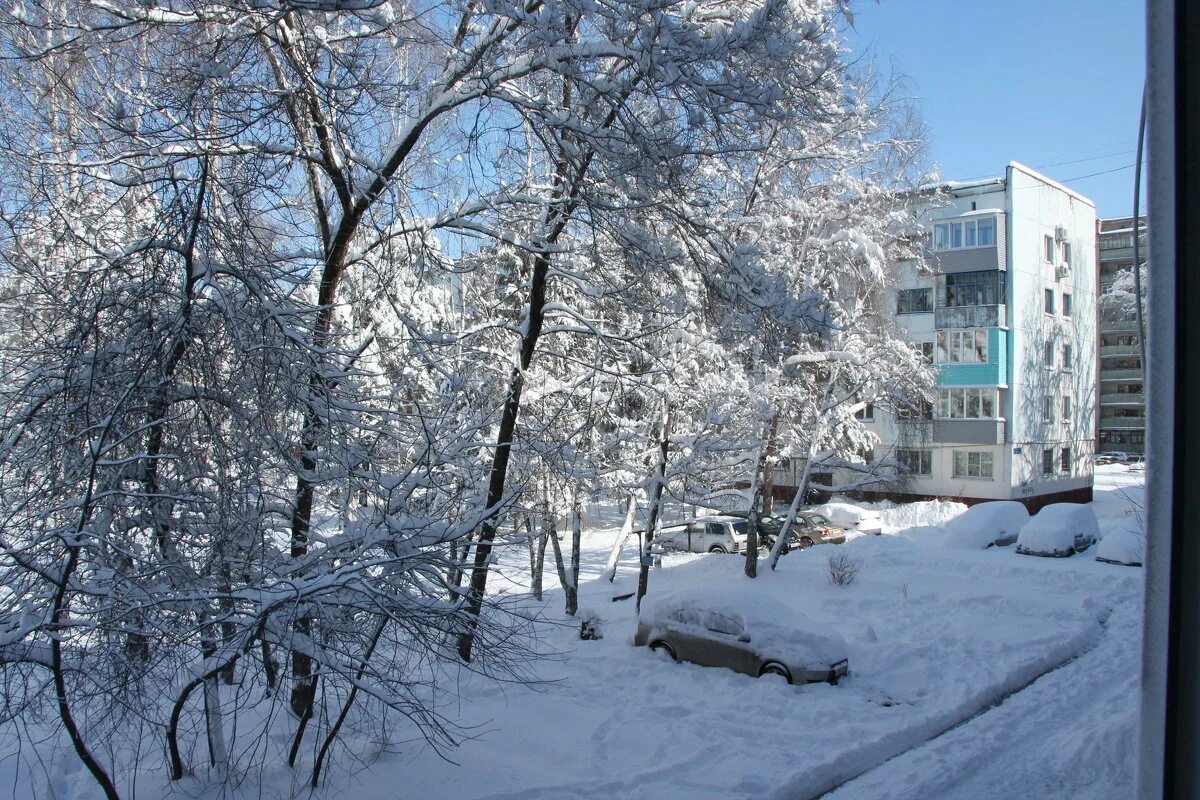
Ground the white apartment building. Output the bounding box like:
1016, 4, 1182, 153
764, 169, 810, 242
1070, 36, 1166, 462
858, 162, 1097, 509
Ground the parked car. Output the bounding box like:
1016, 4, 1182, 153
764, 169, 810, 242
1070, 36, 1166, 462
944, 501, 1030, 549
810, 503, 883, 536
789, 512, 848, 549
1096, 521, 1144, 567
656, 515, 750, 554
1015, 504, 1100, 557
1095, 451, 1129, 465
635, 591, 849, 685
1127, 456, 1146, 472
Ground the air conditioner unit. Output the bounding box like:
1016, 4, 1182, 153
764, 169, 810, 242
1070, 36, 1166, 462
1056, 264, 1070, 280
1055, 225, 1069, 242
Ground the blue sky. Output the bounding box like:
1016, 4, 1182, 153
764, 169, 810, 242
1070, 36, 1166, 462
847, 0, 1146, 219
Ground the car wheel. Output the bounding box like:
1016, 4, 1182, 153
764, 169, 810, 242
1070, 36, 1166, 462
708, 545, 727, 554
759, 662, 792, 684
649, 640, 677, 662
797, 537, 814, 550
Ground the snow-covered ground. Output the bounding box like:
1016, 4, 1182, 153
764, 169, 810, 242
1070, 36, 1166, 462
2, 466, 1146, 799
321, 465, 1145, 800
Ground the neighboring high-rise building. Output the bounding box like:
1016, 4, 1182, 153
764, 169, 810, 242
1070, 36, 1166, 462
848, 162, 1097, 510
1096, 216, 1147, 456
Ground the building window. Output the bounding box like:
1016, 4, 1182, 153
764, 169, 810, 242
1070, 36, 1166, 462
1063, 293, 1072, 316
938, 388, 998, 419
1044, 288, 1055, 314
897, 288, 933, 314
1060, 447, 1071, 474
1061, 242, 1072, 266
1063, 395, 1072, 420
1044, 339, 1055, 368
933, 216, 996, 251
898, 399, 934, 420
1043, 448, 1055, 476
920, 341, 935, 364
854, 402, 874, 421
1044, 395, 1054, 423
1063, 343, 1073, 368
953, 450, 994, 479
943, 270, 1005, 307
937, 330, 989, 363
1044, 234, 1055, 263
896, 448, 932, 476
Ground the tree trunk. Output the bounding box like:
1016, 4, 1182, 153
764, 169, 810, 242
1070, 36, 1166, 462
636, 409, 671, 614
603, 494, 639, 583
769, 443, 820, 571
548, 497, 583, 616
761, 411, 780, 517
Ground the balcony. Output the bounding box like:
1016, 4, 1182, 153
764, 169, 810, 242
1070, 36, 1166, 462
935, 305, 1006, 329
930, 244, 1004, 274
1100, 393, 1145, 406
932, 418, 1006, 445
1100, 416, 1146, 430
1100, 368, 1143, 381
1099, 344, 1139, 357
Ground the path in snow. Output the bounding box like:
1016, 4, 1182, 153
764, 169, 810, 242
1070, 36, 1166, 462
818, 596, 1142, 800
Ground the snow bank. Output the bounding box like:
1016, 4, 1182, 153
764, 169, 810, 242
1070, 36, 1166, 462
944, 501, 1030, 550
876, 499, 967, 533
1096, 521, 1144, 567
812, 502, 882, 534
1016, 504, 1101, 557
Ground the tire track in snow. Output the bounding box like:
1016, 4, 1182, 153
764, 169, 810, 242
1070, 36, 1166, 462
771, 604, 1117, 800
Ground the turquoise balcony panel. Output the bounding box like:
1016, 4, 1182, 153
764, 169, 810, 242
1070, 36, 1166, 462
938, 328, 1008, 386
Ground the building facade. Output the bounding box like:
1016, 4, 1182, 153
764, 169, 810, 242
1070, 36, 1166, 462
1096, 216, 1147, 455
857, 162, 1097, 509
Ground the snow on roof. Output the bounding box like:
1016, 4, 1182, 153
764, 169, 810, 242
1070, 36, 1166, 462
912, 176, 1006, 196
1008, 161, 1097, 207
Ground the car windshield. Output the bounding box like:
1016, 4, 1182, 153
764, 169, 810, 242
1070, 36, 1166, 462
806, 514, 830, 525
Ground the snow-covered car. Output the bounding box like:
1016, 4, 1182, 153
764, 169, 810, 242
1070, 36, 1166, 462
656, 516, 750, 554
635, 591, 849, 685
1127, 457, 1145, 472
1015, 504, 1101, 558
1096, 522, 1144, 567
944, 501, 1030, 549
810, 503, 883, 535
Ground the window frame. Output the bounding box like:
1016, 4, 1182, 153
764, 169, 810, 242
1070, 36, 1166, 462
1045, 287, 1056, 314
936, 329, 990, 364
933, 216, 998, 252
1044, 234, 1056, 263
952, 450, 994, 479
1063, 292, 1073, 317
895, 448, 933, 476
897, 287, 934, 315
1042, 448, 1055, 477
937, 388, 999, 419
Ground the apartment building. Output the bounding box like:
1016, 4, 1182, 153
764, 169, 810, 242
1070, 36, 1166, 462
855, 162, 1097, 509
1096, 216, 1147, 456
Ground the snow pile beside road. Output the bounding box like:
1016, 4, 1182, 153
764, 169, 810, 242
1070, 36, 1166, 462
875, 499, 967, 533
